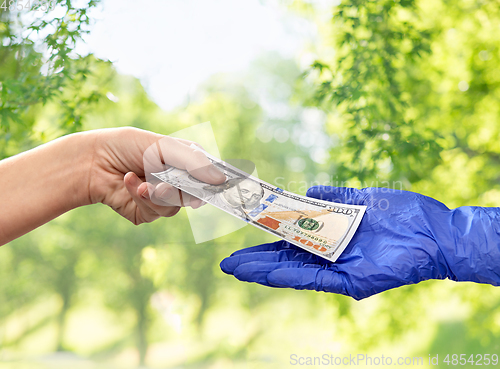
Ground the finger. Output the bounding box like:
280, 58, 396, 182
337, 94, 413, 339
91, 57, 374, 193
233, 261, 310, 287
149, 182, 204, 209
172, 137, 205, 150
143, 140, 168, 174
142, 137, 224, 185
189, 197, 205, 209
179, 191, 204, 208
220, 249, 323, 275
156, 136, 226, 184
127, 173, 181, 219
124, 172, 162, 224
230, 240, 306, 256
222, 249, 295, 274
306, 186, 361, 204
229, 240, 292, 257
149, 182, 184, 207
136, 183, 182, 217
267, 268, 352, 297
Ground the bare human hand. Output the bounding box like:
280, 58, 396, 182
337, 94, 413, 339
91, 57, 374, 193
88, 127, 226, 225
0, 127, 225, 245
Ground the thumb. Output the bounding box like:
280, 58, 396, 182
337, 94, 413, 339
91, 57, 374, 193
306, 186, 361, 205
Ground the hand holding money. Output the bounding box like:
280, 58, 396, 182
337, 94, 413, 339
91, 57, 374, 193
221, 186, 500, 300
0, 127, 226, 245
90, 128, 227, 225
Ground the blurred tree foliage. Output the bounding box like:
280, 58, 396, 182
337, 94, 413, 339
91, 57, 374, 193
313, 0, 441, 183
3, 0, 500, 367
302, 0, 500, 194
0, 0, 106, 158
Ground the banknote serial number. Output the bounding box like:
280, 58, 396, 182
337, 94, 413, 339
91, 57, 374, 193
1, 1, 56, 11
284, 225, 328, 246
326, 205, 353, 215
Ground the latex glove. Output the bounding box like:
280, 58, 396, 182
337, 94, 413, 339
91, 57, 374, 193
220, 186, 500, 300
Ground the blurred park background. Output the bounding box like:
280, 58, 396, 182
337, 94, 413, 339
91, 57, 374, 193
2, 0, 500, 368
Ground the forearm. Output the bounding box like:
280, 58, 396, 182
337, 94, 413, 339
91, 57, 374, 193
0, 132, 94, 245
435, 206, 500, 285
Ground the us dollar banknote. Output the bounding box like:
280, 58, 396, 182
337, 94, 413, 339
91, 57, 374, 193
151, 149, 366, 262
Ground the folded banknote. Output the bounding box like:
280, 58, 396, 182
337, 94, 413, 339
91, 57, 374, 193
152, 149, 366, 262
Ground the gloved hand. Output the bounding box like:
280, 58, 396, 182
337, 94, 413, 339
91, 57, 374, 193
220, 186, 500, 300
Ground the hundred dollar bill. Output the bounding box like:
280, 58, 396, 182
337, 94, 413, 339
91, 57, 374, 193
151, 150, 366, 262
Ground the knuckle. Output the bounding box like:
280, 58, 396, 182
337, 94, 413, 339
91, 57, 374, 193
190, 149, 208, 162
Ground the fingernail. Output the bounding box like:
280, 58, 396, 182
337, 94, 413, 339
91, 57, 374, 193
191, 198, 203, 209
140, 187, 149, 199
208, 165, 225, 182
129, 173, 139, 186
157, 187, 172, 199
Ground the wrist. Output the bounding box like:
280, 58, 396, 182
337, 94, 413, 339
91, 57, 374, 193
410, 196, 456, 282
85, 128, 111, 205
56, 131, 96, 209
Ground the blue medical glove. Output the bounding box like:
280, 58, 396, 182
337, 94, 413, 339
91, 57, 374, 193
220, 186, 500, 300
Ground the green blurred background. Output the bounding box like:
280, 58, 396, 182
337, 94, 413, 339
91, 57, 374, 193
2, 0, 500, 368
